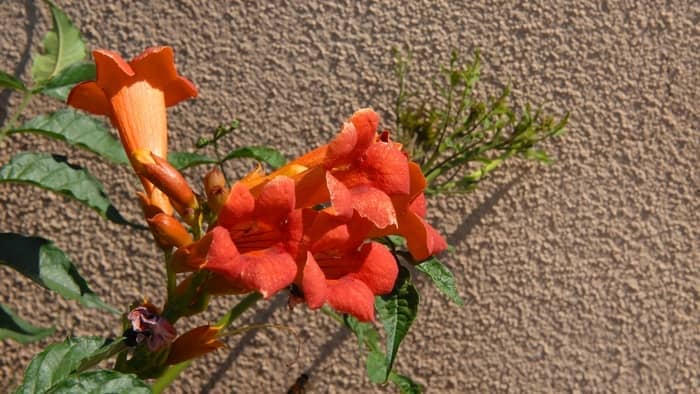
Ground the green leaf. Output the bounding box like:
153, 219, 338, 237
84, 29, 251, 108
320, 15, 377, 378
167, 151, 217, 170
366, 349, 389, 383
223, 146, 286, 169
37, 62, 95, 101
0, 233, 117, 313
17, 337, 133, 394
0, 303, 55, 344
8, 110, 128, 164
0, 70, 26, 91
31, 0, 86, 84
416, 257, 464, 306
0, 152, 129, 224
45, 371, 150, 394
343, 314, 381, 352
375, 266, 419, 383
389, 372, 423, 394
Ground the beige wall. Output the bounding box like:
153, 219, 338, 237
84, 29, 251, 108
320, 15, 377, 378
1, 1, 698, 392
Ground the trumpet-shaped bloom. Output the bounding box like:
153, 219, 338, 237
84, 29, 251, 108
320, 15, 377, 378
68, 46, 197, 215
294, 210, 398, 321
175, 177, 302, 298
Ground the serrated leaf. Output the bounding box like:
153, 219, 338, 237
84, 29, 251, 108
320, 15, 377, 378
31, 1, 86, 84
16, 337, 131, 394
375, 266, 419, 383
223, 146, 286, 169
45, 371, 150, 394
167, 151, 217, 170
389, 372, 423, 394
0, 303, 55, 344
38, 62, 95, 101
8, 110, 128, 164
0, 70, 26, 91
0, 233, 117, 313
416, 257, 463, 306
0, 152, 129, 224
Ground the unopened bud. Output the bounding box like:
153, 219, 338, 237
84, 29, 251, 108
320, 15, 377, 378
132, 150, 198, 214
147, 213, 193, 249
204, 168, 229, 214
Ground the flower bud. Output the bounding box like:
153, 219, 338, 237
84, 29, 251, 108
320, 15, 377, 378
204, 168, 229, 214
166, 325, 223, 365
132, 149, 198, 214
147, 213, 193, 249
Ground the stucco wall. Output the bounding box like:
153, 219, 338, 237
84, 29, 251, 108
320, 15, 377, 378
1, 1, 698, 392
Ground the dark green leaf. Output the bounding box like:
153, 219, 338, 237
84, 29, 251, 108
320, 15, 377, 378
389, 372, 423, 394
223, 146, 286, 169
416, 257, 464, 306
0, 233, 117, 313
31, 0, 86, 84
375, 266, 419, 383
0, 70, 26, 91
38, 62, 95, 101
167, 151, 217, 170
8, 110, 128, 164
16, 337, 110, 394
366, 349, 389, 384
46, 371, 150, 394
0, 303, 55, 344
0, 152, 129, 224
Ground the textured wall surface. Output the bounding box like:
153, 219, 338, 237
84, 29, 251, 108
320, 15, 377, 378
1, 0, 698, 392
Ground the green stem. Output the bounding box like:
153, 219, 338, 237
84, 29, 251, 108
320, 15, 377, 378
216, 292, 262, 328
152, 292, 262, 392
0, 91, 33, 141
152, 361, 190, 394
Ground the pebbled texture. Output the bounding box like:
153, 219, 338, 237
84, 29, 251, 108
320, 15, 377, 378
1, 0, 698, 392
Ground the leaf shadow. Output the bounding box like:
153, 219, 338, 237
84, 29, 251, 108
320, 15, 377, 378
0, 1, 39, 125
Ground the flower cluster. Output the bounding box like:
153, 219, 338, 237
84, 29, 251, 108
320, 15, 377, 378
68, 46, 445, 363
174, 108, 446, 321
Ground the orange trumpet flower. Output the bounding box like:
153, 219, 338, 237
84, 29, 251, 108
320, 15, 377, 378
67, 46, 197, 215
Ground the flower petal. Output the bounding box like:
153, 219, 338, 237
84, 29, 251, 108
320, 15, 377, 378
349, 108, 379, 154
66, 81, 111, 116
347, 185, 397, 229
328, 277, 376, 322
325, 172, 353, 219
362, 141, 410, 195
300, 252, 328, 309
217, 182, 256, 229
352, 242, 398, 295
227, 246, 298, 298
204, 226, 241, 270
254, 176, 295, 225
92, 49, 135, 96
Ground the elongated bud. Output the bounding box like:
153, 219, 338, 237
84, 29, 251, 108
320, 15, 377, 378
147, 213, 193, 249
204, 168, 229, 214
132, 149, 198, 213
137, 191, 164, 220
171, 232, 214, 272
167, 325, 223, 365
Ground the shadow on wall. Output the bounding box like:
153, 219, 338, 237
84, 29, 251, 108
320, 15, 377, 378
0, 1, 38, 124
200, 174, 522, 392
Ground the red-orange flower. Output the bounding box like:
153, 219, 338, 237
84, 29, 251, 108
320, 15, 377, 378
294, 210, 398, 321
68, 46, 197, 215
175, 177, 302, 298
